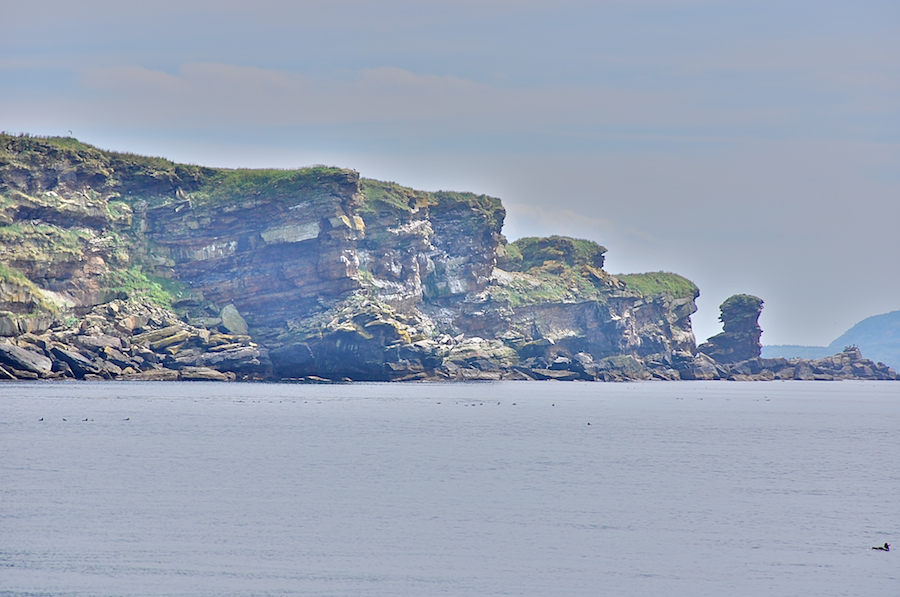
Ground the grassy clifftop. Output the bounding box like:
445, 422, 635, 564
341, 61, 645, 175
359, 178, 505, 230
503, 236, 607, 271
618, 272, 699, 300
2, 134, 355, 210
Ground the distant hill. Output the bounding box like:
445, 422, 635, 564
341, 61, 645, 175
764, 310, 900, 369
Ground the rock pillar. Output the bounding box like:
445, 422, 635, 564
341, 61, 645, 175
697, 294, 763, 363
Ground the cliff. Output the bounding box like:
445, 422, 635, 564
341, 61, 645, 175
0, 134, 714, 381
2, 135, 895, 382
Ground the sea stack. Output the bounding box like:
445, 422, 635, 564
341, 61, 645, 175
698, 294, 764, 363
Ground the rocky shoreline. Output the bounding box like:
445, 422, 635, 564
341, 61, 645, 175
1, 298, 895, 383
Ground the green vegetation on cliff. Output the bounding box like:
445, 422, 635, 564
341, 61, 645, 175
0, 221, 95, 263
1, 133, 211, 198
618, 272, 699, 300
488, 265, 612, 308
359, 179, 505, 230
189, 166, 353, 209
484, 236, 619, 307
509, 236, 606, 271
98, 266, 190, 309
0, 262, 31, 285
359, 179, 432, 213
431, 190, 505, 231
0, 263, 56, 313
484, 237, 613, 307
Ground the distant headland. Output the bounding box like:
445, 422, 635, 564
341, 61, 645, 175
764, 309, 900, 371
1, 134, 896, 382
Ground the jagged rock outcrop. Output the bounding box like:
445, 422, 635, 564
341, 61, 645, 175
2, 134, 895, 383
697, 294, 764, 363
0, 298, 267, 381
670, 345, 897, 381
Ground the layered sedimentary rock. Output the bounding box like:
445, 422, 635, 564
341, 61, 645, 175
697, 294, 764, 363
1, 135, 895, 382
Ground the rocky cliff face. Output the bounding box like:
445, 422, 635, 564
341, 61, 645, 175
8, 134, 842, 383
137, 168, 365, 331
697, 294, 764, 363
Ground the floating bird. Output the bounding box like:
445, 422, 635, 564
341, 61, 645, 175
39, 418, 43, 421
124, 417, 130, 421
587, 422, 591, 425
873, 543, 890, 551
62, 418, 66, 421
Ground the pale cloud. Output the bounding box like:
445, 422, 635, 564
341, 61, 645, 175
82, 65, 188, 92
78, 64, 330, 128
14, 56, 875, 136
34, 62, 665, 130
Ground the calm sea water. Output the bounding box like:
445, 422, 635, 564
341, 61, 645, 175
1, 381, 898, 596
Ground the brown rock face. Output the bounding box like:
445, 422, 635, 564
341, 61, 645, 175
697, 294, 764, 363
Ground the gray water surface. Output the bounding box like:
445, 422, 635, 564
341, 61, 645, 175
2, 381, 898, 596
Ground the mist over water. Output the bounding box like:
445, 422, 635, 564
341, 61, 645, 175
2, 381, 898, 596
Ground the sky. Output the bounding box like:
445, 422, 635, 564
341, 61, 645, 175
2, 0, 898, 345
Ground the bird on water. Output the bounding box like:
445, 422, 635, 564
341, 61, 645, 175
872, 542, 890, 551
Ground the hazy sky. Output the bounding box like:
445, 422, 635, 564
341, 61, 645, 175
3, 0, 898, 345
